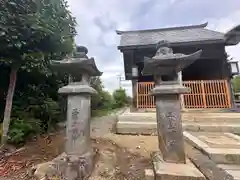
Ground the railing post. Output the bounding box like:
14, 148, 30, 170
136, 82, 139, 109
201, 80, 207, 108
225, 79, 232, 108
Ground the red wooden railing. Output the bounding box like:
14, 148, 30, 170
137, 80, 231, 109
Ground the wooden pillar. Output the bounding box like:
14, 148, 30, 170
131, 79, 138, 111
178, 71, 185, 110
222, 54, 234, 108
221, 52, 234, 108
123, 49, 137, 112
228, 78, 235, 108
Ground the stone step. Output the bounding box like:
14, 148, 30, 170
217, 164, 240, 180
118, 113, 240, 123
116, 121, 240, 135
184, 132, 240, 165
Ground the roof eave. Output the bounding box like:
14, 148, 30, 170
225, 41, 240, 46
116, 30, 123, 35
224, 24, 240, 46
117, 39, 225, 51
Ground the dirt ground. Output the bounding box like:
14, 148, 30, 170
0, 110, 160, 180
0, 131, 158, 180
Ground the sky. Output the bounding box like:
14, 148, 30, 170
66, 0, 240, 96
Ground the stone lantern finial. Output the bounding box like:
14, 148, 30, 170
75, 45, 88, 58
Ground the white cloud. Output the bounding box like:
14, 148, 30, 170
170, 0, 177, 4
66, 0, 149, 96
66, 0, 240, 97
102, 31, 119, 47
207, 10, 240, 60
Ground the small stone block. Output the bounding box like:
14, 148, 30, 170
145, 169, 155, 180
152, 153, 206, 180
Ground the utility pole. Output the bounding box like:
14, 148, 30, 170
117, 74, 124, 88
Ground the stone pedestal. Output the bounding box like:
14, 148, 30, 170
146, 82, 206, 180
152, 83, 188, 163
145, 153, 206, 180
58, 82, 97, 180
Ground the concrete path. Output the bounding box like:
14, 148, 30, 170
56, 107, 127, 137
91, 107, 126, 137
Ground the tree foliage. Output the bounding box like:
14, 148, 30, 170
0, 0, 76, 61
0, 0, 76, 145
0, 63, 128, 145
0, 62, 68, 145
112, 88, 129, 108
0, 0, 129, 146
90, 77, 113, 110
232, 75, 240, 93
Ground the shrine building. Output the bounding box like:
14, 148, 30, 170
116, 22, 240, 110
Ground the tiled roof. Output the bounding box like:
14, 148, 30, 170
116, 22, 225, 47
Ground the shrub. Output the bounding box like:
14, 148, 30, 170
8, 118, 40, 145
112, 88, 129, 108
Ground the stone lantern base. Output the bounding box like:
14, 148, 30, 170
145, 152, 206, 180
146, 82, 206, 180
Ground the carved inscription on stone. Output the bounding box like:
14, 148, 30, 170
71, 108, 85, 141
165, 112, 178, 132
72, 108, 79, 120
166, 139, 176, 149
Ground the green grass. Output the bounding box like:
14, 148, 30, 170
91, 107, 124, 117
91, 109, 113, 117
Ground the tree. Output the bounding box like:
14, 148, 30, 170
90, 77, 114, 111
0, 0, 76, 145
0, 59, 69, 145
232, 75, 240, 93
112, 88, 129, 108
90, 77, 104, 110
101, 90, 114, 109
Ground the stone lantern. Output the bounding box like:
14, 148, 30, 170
51, 45, 102, 180
142, 40, 205, 180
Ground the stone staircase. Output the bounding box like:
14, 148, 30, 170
116, 110, 240, 135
